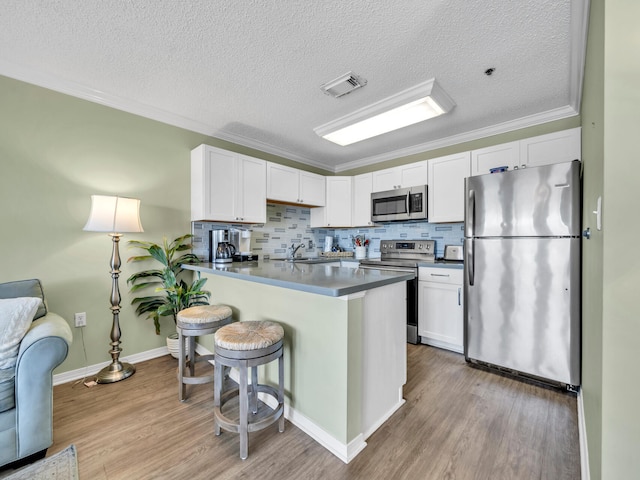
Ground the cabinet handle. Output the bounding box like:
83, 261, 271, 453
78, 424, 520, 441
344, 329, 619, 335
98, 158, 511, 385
430, 273, 450, 277
458, 287, 461, 306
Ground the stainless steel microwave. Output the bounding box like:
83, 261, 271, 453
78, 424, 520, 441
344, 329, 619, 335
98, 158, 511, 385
371, 185, 428, 222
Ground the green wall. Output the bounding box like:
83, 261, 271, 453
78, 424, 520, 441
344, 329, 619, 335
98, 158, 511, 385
580, 0, 605, 476
601, 0, 640, 478
0, 74, 325, 373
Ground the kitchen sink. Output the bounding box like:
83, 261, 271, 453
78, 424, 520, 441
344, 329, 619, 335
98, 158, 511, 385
271, 257, 330, 264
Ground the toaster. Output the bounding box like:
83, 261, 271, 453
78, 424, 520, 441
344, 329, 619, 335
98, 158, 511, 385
443, 245, 463, 261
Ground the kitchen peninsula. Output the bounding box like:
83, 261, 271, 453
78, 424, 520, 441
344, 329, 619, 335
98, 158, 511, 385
184, 261, 412, 463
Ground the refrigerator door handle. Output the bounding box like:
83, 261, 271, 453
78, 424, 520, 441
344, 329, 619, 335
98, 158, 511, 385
466, 189, 475, 237
467, 239, 474, 286
458, 287, 461, 306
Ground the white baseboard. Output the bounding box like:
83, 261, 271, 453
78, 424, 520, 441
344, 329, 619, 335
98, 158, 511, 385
55, 343, 370, 463
363, 390, 405, 440
577, 388, 590, 480
53, 346, 169, 386
203, 344, 368, 463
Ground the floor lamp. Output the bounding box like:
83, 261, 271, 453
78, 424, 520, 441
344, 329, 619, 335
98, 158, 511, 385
84, 195, 144, 384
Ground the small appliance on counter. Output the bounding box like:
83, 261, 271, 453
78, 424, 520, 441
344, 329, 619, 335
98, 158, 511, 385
209, 228, 236, 263
436, 245, 464, 265
210, 227, 258, 263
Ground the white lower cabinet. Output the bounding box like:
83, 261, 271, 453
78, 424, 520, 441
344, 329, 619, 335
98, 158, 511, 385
418, 267, 464, 353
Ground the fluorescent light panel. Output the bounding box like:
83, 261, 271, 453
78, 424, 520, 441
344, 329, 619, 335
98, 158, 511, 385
315, 79, 455, 146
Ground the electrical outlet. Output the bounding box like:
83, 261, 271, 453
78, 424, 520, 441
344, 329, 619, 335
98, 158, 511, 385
74, 312, 87, 328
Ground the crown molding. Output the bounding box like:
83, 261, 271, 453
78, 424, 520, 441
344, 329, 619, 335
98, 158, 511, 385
1, 0, 587, 177
0, 59, 218, 136
334, 105, 579, 172
0, 58, 335, 172
569, 0, 590, 113
211, 129, 333, 171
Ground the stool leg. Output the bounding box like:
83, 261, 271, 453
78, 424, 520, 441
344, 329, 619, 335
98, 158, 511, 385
188, 336, 196, 376
214, 357, 222, 436
178, 330, 186, 402
239, 362, 249, 460
251, 366, 258, 414
278, 351, 285, 433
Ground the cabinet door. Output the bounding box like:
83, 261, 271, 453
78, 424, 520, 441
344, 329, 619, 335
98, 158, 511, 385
325, 176, 352, 227
237, 155, 266, 223
372, 167, 401, 192
471, 141, 519, 176
266, 163, 299, 203
311, 177, 352, 227
428, 152, 471, 223
520, 127, 581, 168
400, 161, 429, 187
352, 173, 375, 226
192, 146, 237, 222
418, 281, 464, 353
299, 171, 326, 206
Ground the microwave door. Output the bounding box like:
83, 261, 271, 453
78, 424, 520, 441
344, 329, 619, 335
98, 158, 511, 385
372, 193, 408, 221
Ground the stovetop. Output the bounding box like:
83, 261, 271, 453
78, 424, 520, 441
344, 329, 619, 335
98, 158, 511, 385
360, 239, 436, 268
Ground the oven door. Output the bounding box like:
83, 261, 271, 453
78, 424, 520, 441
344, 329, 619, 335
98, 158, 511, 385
359, 264, 419, 344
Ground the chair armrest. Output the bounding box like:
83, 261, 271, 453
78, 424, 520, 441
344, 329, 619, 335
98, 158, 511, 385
14, 312, 72, 458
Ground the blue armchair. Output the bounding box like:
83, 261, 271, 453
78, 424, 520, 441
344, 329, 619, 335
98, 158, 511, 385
0, 279, 72, 468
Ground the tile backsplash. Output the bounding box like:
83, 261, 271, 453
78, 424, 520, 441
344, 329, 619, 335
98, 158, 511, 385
192, 203, 464, 260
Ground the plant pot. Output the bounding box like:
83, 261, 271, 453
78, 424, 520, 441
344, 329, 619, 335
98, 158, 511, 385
166, 332, 182, 359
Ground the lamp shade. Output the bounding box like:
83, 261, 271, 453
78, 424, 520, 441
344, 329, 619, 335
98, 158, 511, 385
83, 195, 144, 233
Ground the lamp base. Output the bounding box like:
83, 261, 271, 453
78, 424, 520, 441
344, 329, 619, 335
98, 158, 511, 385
95, 361, 136, 384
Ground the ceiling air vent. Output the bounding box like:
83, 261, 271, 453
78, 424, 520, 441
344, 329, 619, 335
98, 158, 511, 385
320, 72, 367, 98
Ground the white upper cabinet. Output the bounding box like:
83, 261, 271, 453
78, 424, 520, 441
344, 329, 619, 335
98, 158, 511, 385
236, 154, 268, 223
372, 161, 429, 192
471, 127, 582, 176
310, 177, 352, 228
352, 173, 375, 227
519, 127, 581, 168
299, 170, 326, 206
266, 162, 326, 206
191, 145, 266, 223
428, 152, 471, 223
471, 141, 520, 176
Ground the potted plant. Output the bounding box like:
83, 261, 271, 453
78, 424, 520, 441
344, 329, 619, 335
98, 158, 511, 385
127, 234, 210, 357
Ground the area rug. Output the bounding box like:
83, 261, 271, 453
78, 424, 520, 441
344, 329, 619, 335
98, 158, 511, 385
0, 445, 78, 480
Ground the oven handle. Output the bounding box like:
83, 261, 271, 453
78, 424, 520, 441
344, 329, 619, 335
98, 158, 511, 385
359, 264, 417, 275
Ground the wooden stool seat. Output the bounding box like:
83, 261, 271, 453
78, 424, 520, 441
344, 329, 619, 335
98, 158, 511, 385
213, 320, 285, 460
176, 305, 234, 402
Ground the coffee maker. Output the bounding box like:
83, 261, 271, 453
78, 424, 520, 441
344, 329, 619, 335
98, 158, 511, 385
229, 228, 257, 262
209, 229, 236, 263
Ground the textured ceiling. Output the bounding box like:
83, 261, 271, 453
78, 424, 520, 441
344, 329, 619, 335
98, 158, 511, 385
0, 1, 588, 172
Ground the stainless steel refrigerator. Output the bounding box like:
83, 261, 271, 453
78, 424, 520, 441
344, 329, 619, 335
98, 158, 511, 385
463, 160, 581, 389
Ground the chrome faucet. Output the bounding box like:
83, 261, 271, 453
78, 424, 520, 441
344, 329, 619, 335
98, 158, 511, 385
289, 243, 305, 258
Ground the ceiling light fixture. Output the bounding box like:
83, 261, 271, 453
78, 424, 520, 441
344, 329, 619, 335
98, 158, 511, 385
314, 78, 455, 146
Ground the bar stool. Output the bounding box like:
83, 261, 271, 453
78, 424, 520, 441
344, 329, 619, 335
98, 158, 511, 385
213, 320, 285, 460
176, 304, 234, 402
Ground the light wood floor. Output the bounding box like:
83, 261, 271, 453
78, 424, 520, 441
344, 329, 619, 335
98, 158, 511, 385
48, 344, 580, 479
